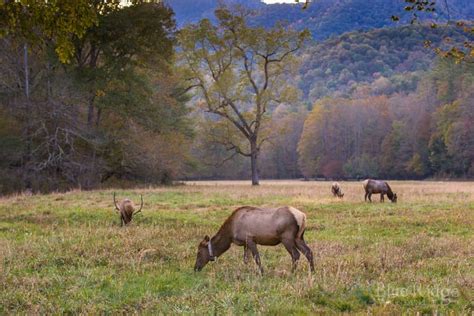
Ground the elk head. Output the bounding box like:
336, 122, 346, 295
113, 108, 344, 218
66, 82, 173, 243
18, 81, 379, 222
390, 193, 397, 203
113, 192, 143, 226
194, 235, 213, 272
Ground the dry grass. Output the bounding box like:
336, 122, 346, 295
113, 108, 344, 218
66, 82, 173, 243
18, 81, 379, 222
0, 180, 473, 314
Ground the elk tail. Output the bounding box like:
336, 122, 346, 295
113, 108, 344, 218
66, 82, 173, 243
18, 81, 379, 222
362, 179, 369, 190
288, 207, 307, 239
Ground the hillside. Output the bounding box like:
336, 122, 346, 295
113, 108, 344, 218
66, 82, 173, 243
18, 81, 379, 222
252, 0, 473, 40
166, 0, 474, 40
299, 25, 473, 100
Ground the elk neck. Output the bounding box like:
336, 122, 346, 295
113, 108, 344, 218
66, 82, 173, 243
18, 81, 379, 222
210, 228, 232, 258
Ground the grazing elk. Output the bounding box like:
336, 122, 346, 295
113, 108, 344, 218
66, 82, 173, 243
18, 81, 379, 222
331, 182, 344, 198
363, 179, 397, 203
194, 206, 315, 274
113, 192, 143, 226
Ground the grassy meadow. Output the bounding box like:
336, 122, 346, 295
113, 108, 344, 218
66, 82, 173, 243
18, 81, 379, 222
0, 180, 473, 314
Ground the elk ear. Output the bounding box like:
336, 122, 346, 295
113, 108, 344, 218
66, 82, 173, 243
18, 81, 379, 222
204, 235, 210, 242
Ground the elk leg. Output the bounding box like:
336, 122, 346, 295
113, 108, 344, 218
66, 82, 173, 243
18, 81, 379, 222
282, 239, 300, 272
246, 240, 263, 275
295, 237, 315, 272
364, 192, 368, 202
243, 246, 251, 264
368, 193, 372, 202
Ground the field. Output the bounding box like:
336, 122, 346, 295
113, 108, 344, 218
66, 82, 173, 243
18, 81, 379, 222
0, 180, 473, 314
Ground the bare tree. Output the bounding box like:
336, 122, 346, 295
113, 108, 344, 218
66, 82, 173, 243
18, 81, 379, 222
179, 7, 309, 185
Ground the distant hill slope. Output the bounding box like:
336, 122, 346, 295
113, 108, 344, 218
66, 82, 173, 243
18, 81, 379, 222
165, 0, 474, 40
252, 0, 474, 40
299, 25, 473, 100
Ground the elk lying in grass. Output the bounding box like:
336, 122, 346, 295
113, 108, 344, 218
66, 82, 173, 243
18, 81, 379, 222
113, 192, 143, 226
331, 182, 344, 198
363, 179, 397, 203
194, 206, 315, 274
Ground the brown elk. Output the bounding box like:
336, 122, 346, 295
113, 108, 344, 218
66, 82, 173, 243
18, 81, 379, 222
113, 192, 143, 226
363, 179, 397, 203
194, 206, 315, 274
331, 182, 344, 198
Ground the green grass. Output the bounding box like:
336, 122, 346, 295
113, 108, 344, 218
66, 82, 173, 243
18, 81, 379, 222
0, 181, 473, 314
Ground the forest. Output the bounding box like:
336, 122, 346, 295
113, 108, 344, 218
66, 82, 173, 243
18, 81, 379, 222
0, 0, 473, 193
168, 0, 474, 38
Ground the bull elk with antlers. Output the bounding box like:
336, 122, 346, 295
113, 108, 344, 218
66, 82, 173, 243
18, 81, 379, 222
113, 192, 143, 226
331, 182, 344, 198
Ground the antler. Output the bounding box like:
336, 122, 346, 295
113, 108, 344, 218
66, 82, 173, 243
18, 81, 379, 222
113, 192, 120, 212
134, 194, 143, 215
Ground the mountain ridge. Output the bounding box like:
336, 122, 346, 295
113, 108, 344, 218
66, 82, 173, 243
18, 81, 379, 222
165, 0, 474, 40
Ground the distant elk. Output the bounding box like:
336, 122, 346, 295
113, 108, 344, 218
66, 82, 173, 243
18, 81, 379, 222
113, 192, 143, 226
363, 179, 397, 203
194, 206, 315, 274
331, 182, 344, 198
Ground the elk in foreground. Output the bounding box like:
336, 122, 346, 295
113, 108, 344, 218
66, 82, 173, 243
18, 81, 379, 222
194, 206, 315, 274
331, 182, 344, 198
363, 179, 397, 203
113, 192, 143, 226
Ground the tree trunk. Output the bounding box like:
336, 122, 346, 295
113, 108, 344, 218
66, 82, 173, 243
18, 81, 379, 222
87, 95, 95, 126
250, 140, 259, 185
23, 43, 32, 190
95, 107, 102, 127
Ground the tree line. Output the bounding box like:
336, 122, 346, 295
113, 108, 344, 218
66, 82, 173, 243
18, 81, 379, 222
187, 11, 473, 182
190, 59, 474, 181
0, 1, 192, 194
299, 59, 473, 179
1, 2, 472, 194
